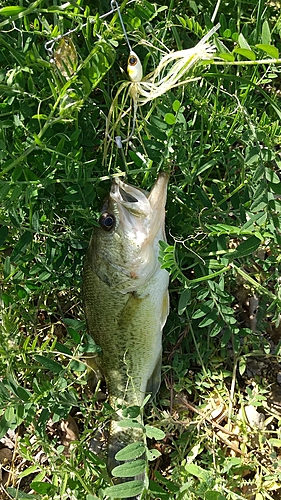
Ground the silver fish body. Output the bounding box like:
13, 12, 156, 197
82, 173, 169, 477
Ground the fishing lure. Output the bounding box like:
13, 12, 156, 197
105, 23, 219, 161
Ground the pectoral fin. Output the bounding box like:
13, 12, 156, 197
86, 356, 103, 392
145, 350, 162, 398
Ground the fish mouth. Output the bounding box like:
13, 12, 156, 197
111, 177, 151, 218
119, 186, 138, 204
111, 173, 169, 225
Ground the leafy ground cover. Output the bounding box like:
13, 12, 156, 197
1, 0, 281, 498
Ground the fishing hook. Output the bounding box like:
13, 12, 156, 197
107, 103, 136, 143
115, 136, 129, 174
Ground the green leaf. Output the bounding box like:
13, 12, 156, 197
176, 15, 186, 28
122, 406, 140, 418
146, 123, 167, 141
115, 442, 145, 461
205, 492, 227, 500
112, 459, 146, 478
69, 360, 87, 371
141, 394, 151, 408
0, 6, 26, 15
265, 168, 280, 184
239, 356, 247, 376
149, 480, 170, 499
255, 44, 279, 58
261, 20, 271, 45
147, 448, 161, 461
192, 302, 213, 319
63, 318, 84, 330
223, 29, 231, 38
164, 113, 176, 125
5, 406, 15, 422
10, 231, 32, 263
185, 463, 210, 481
172, 100, 181, 112
145, 425, 165, 440
0, 225, 8, 246
7, 487, 40, 499
234, 48, 256, 60
198, 311, 218, 328
0, 416, 11, 439
18, 465, 40, 479
206, 224, 242, 236
78, 334, 102, 354
67, 327, 81, 343
178, 288, 191, 315
34, 355, 63, 374
210, 323, 223, 337
196, 159, 216, 176
194, 185, 212, 208
238, 33, 252, 51
33, 471, 46, 483
241, 212, 264, 232
16, 404, 25, 423
130, 17, 141, 29
56, 343, 72, 356
221, 457, 242, 473
218, 52, 235, 62
30, 482, 56, 494
268, 438, 281, 447
16, 386, 31, 402
153, 471, 180, 492
118, 419, 143, 429
32, 212, 39, 232
87, 40, 116, 89
227, 235, 261, 260
104, 480, 144, 498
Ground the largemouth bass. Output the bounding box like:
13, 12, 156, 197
82, 172, 169, 480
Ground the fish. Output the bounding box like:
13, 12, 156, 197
82, 172, 169, 484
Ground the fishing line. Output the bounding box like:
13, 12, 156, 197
44, 0, 137, 169
45, 0, 135, 61
110, 0, 132, 53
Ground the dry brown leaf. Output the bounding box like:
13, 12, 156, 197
59, 416, 79, 453
0, 448, 13, 464
244, 405, 265, 429
0, 429, 16, 450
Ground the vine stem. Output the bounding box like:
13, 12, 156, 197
212, 58, 281, 66
231, 263, 279, 303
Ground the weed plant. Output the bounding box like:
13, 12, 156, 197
1, 0, 281, 498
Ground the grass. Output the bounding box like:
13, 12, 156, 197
1, 0, 281, 498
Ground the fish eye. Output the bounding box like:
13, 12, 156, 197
99, 212, 115, 232
128, 55, 137, 66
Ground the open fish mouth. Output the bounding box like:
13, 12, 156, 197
110, 176, 152, 218
110, 172, 169, 232
119, 185, 139, 203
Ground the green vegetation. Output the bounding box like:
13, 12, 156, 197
1, 0, 281, 498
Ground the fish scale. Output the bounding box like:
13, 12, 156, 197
82, 172, 169, 494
